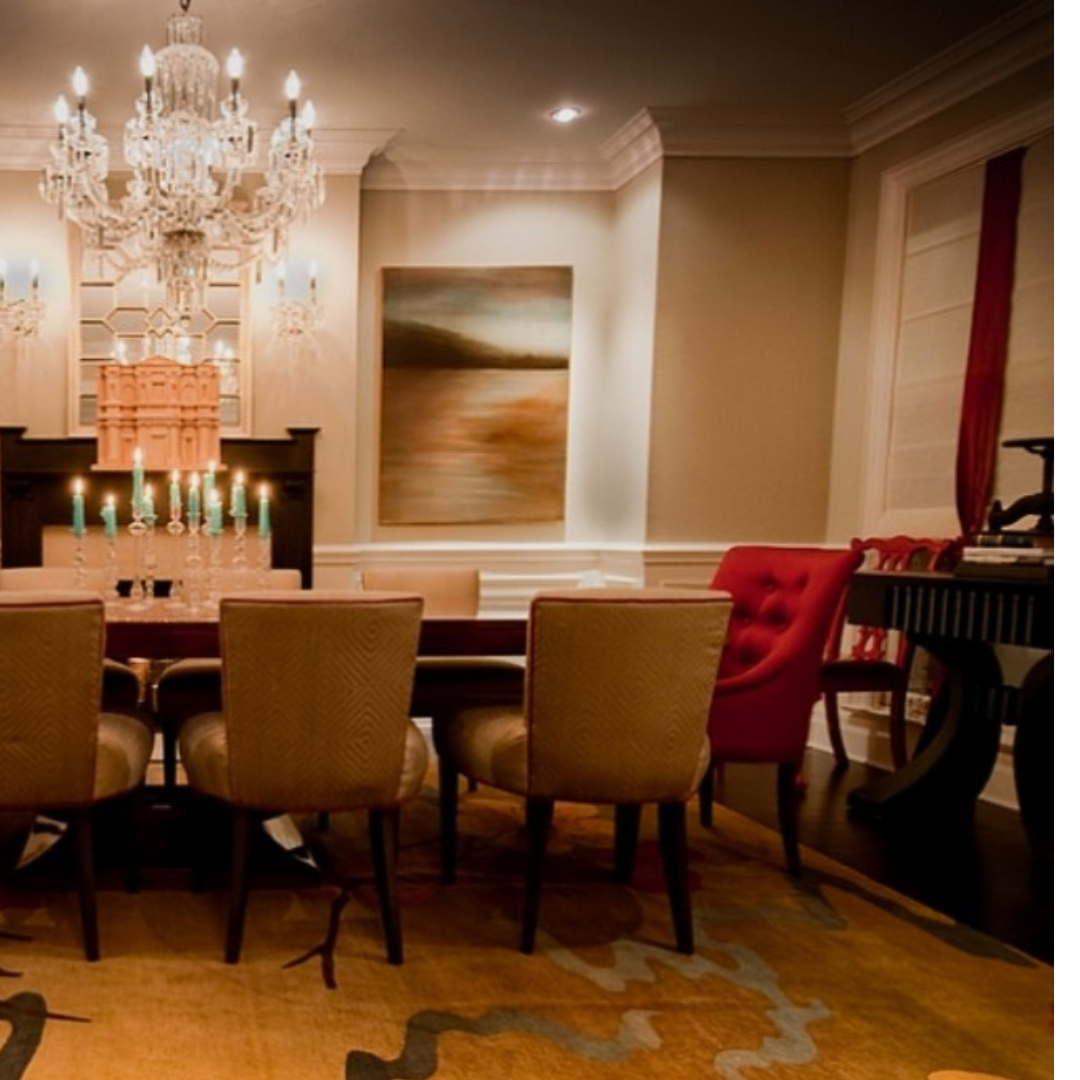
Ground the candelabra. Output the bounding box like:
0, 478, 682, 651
0, 259, 44, 338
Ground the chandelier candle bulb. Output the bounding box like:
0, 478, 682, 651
72, 478, 86, 537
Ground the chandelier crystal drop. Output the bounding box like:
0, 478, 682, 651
40, 0, 325, 316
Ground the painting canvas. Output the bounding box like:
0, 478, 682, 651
379, 266, 572, 524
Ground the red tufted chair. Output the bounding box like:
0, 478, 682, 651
700, 545, 862, 875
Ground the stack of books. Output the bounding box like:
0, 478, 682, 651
956, 531, 1053, 579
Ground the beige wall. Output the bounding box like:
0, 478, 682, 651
647, 156, 851, 543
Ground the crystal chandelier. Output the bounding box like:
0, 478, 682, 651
40, 0, 325, 316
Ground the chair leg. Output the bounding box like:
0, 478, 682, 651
438, 751, 460, 885
698, 762, 715, 827
613, 804, 641, 883
225, 807, 252, 963
369, 808, 404, 965
657, 801, 694, 954
521, 797, 554, 954
162, 722, 178, 792
73, 808, 100, 962
823, 691, 849, 769
776, 763, 802, 877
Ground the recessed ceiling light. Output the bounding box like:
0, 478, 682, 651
549, 105, 583, 124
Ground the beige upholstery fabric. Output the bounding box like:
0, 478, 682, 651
178, 590, 428, 811
0, 567, 144, 714
361, 566, 480, 617
0, 593, 152, 809
443, 588, 732, 804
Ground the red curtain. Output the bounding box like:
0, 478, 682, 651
954, 146, 1027, 542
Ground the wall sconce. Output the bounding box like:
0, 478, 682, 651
0, 258, 44, 337
272, 259, 323, 338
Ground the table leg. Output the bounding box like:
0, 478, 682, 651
847, 637, 1004, 821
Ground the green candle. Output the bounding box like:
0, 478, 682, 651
72, 478, 86, 537
100, 495, 117, 540
257, 485, 270, 538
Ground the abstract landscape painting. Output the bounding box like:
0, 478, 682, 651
379, 266, 572, 524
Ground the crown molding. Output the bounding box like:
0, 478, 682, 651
845, 0, 1053, 154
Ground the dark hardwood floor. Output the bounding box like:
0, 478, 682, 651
717, 747, 1053, 965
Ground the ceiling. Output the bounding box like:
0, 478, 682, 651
0, 0, 1052, 182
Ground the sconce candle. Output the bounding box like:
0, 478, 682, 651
257, 485, 271, 538
101, 494, 117, 540
72, 478, 86, 537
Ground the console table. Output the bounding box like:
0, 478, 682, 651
0, 426, 318, 586
845, 568, 1053, 855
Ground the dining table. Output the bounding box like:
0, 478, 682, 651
104, 598, 529, 661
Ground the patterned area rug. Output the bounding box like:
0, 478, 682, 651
0, 781, 1052, 1080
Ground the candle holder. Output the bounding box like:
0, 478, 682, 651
256, 532, 272, 586
73, 532, 88, 590
166, 506, 187, 606
231, 512, 249, 590
142, 514, 159, 606
103, 534, 120, 602
127, 505, 149, 609
185, 512, 204, 610
207, 529, 224, 606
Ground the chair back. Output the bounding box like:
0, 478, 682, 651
823, 536, 959, 663
0, 593, 105, 806
708, 546, 862, 761
361, 566, 480, 617
0, 566, 106, 592
218, 590, 423, 809
525, 588, 732, 803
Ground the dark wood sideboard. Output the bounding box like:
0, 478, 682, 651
0, 426, 318, 587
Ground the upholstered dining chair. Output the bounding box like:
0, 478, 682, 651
0, 593, 154, 960
360, 565, 526, 758
153, 567, 303, 791
820, 536, 959, 770
439, 587, 732, 955
700, 546, 862, 876
0, 566, 143, 716
177, 590, 428, 964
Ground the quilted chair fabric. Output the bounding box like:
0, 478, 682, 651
702, 546, 863, 873
153, 567, 303, 790
0, 593, 153, 960
440, 587, 732, 955
0, 566, 144, 716
178, 590, 428, 964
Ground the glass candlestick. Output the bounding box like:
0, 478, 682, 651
103, 534, 120, 602
185, 511, 204, 611
256, 531, 272, 587
231, 511, 249, 589
73, 531, 88, 590
166, 506, 186, 606
127, 504, 149, 608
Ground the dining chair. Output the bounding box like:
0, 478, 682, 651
700, 545, 862, 875
820, 536, 959, 769
153, 567, 303, 791
177, 590, 428, 964
0, 593, 153, 960
0, 566, 143, 716
439, 587, 732, 955
360, 566, 526, 761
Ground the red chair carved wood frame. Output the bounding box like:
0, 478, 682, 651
820, 536, 959, 770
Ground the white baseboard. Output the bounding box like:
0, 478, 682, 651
806, 703, 1019, 811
